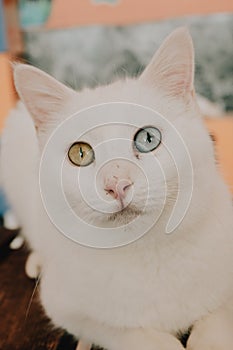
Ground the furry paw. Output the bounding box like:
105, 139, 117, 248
187, 312, 233, 350
150, 333, 184, 350
76, 340, 92, 350
10, 235, 24, 249
25, 251, 41, 279
3, 210, 20, 230
119, 330, 184, 350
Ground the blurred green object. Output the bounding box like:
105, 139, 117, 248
19, 0, 51, 29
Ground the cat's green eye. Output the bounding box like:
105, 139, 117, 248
68, 142, 95, 166
134, 126, 161, 153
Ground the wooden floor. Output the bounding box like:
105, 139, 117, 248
0, 227, 78, 350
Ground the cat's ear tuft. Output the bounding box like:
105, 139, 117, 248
140, 27, 194, 99
13, 64, 74, 128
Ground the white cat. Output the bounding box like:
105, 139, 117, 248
1, 28, 233, 350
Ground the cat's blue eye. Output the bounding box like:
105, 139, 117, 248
134, 126, 161, 153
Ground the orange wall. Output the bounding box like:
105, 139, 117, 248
205, 118, 233, 193
47, 0, 233, 29
0, 53, 16, 130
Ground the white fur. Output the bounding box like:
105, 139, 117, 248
1, 28, 233, 349
76, 340, 91, 350
3, 209, 20, 230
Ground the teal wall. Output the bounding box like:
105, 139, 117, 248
0, 0, 7, 52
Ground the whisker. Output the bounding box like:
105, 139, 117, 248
24, 273, 41, 322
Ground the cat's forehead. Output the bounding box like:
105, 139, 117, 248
81, 123, 136, 144
73, 80, 149, 114
72, 79, 185, 126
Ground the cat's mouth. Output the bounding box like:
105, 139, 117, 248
107, 205, 142, 225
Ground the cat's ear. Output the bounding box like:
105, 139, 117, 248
13, 64, 75, 129
140, 27, 194, 99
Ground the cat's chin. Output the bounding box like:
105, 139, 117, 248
82, 204, 143, 229
104, 205, 143, 227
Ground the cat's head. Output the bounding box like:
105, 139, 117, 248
13, 28, 215, 246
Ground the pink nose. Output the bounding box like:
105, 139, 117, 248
105, 178, 132, 200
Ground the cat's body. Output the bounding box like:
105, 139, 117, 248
1, 28, 233, 350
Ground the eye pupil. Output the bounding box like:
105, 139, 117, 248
146, 132, 152, 143
79, 147, 84, 158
